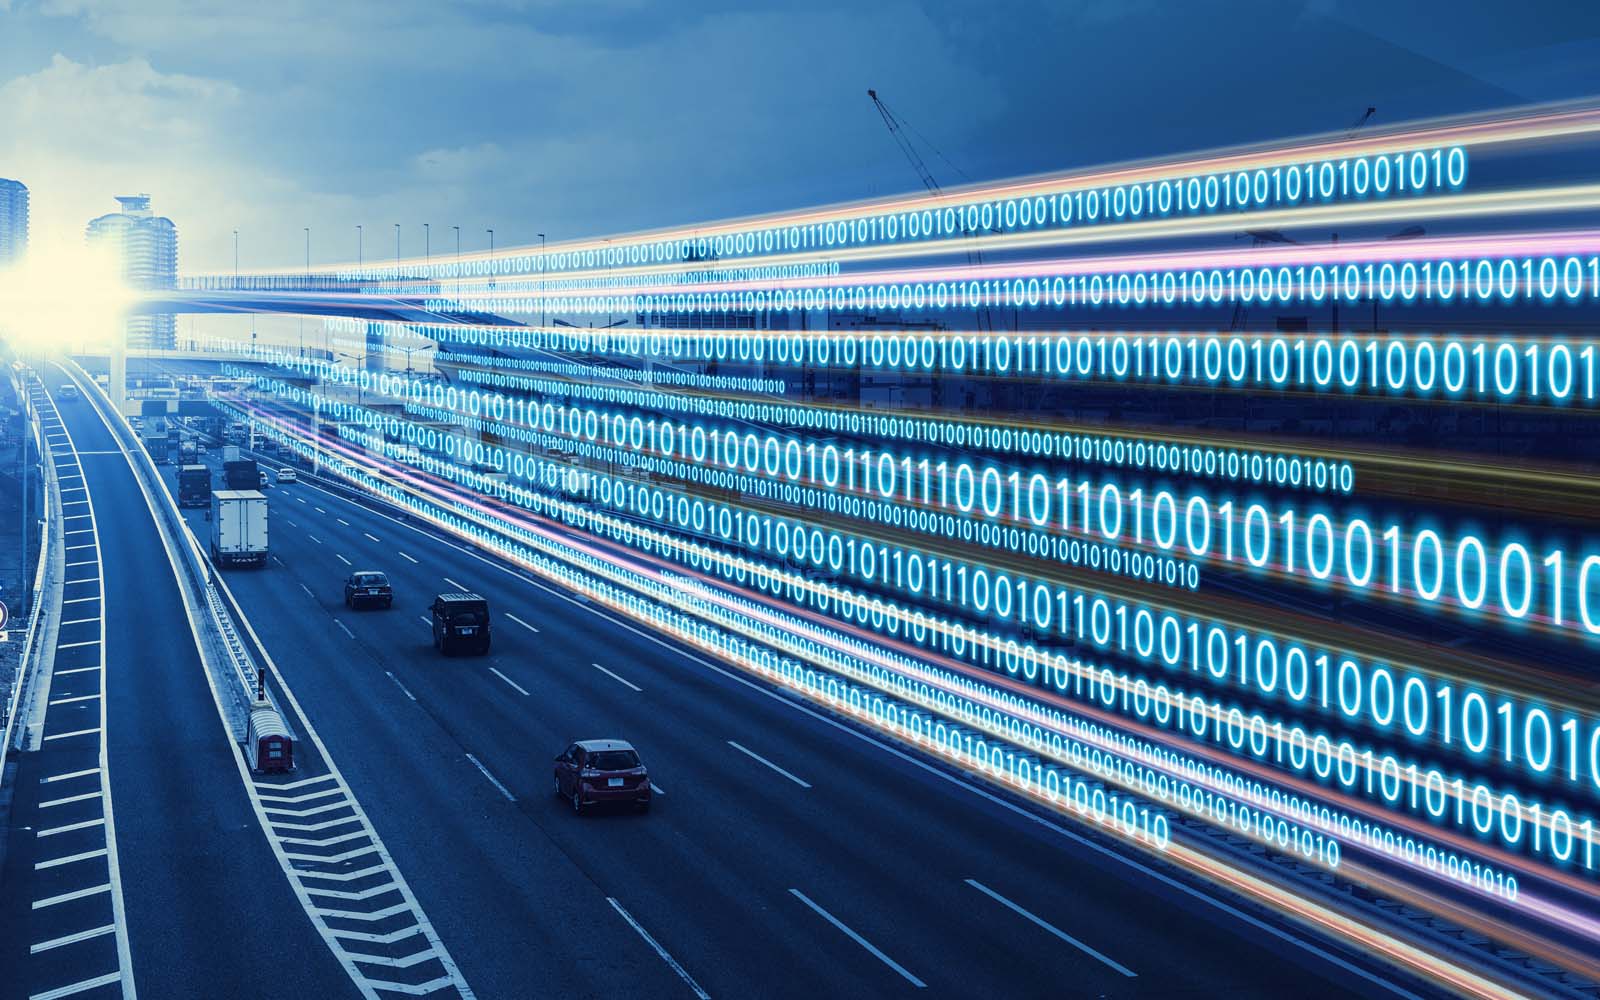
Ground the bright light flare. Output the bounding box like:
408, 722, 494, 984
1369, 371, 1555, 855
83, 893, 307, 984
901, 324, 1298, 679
0, 236, 135, 352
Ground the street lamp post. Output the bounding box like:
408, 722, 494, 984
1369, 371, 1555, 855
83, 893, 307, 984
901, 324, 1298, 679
423, 223, 430, 269
402, 342, 436, 375
394, 224, 401, 267
357, 224, 363, 269
486, 229, 495, 293
301, 227, 310, 358
452, 226, 461, 304
538, 232, 546, 328
19, 376, 29, 616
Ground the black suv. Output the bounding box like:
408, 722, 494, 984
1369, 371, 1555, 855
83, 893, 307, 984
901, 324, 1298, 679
431, 593, 491, 655
344, 571, 393, 609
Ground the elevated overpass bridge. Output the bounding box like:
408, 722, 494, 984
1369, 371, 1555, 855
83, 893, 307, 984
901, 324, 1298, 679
103, 280, 518, 407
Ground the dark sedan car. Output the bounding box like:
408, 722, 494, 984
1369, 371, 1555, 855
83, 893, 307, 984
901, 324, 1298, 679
343, 570, 393, 609
554, 739, 651, 814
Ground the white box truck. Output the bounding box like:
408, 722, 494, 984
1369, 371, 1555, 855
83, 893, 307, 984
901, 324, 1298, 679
211, 490, 269, 566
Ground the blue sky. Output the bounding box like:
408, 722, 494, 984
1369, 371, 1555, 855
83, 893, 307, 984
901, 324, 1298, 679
1, 0, 1598, 273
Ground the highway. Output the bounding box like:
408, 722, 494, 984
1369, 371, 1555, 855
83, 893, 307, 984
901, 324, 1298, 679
0, 374, 350, 1000
169, 444, 1433, 998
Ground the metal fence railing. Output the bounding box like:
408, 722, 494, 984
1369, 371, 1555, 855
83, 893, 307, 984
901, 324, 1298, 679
66, 359, 270, 739
2, 369, 58, 777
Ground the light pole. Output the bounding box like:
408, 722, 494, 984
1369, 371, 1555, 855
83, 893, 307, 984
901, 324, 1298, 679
19, 375, 29, 616
423, 223, 430, 269
452, 226, 461, 304
232, 229, 239, 279
402, 342, 436, 375
334, 350, 367, 405
357, 224, 363, 269
486, 229, 494, 293
394, 224, 401, 267
538, 232, 546, 328
301, 227, 310, 357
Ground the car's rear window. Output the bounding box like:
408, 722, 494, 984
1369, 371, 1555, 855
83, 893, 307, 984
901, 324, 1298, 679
355, 573, 388, 586
443, 602, 487, 624
587, 750, 640, 770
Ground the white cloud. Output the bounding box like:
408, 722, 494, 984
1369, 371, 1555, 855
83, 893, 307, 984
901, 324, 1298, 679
0, 54, 340, 274
414, 142, 512, 182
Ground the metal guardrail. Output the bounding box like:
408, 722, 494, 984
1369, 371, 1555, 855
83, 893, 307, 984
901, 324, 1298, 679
1, 370, 56, 771
65, 359, 269, 739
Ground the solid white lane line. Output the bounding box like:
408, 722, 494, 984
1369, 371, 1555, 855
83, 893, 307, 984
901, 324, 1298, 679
607, 897, 711, 1000
30, 924, 116, 955
39, 791, 101, 809
964, 879, 1136, 977
335, 553, 352, 566
49, 694, 100, 706
443, 576, 467, 592
488, 668, 530, 697
363, 532, 381, 543
35, 848, 107, 870
28, 970, 122, 999
384, 671, 417, 702
41, 768, 99, 784
727, 741, 811, 789
37, 818, 105, 838
398, 551, 418, 564
465, 753, 515, 802
33, 883, 112, 902
335, 620, 355, 639
591, 662, 642, 692
42, 727, 100, 742
505, 612, 540, 633
788, 889, 925, 989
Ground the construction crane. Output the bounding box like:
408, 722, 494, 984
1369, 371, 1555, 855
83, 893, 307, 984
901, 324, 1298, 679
867, 88, 994, 333
1233, 108, 1376, 332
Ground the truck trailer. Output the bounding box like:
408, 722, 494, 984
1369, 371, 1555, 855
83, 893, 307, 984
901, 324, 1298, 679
222, 458, 260, 491
210, 490, 269, 566
177, 464, 211, 507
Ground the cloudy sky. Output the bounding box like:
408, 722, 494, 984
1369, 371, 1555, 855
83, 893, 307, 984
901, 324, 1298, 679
2, 0, 1598, 274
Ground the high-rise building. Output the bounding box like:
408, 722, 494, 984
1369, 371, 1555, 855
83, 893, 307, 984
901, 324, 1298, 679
0, 177, 27, 269
86, 194, 178, 350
